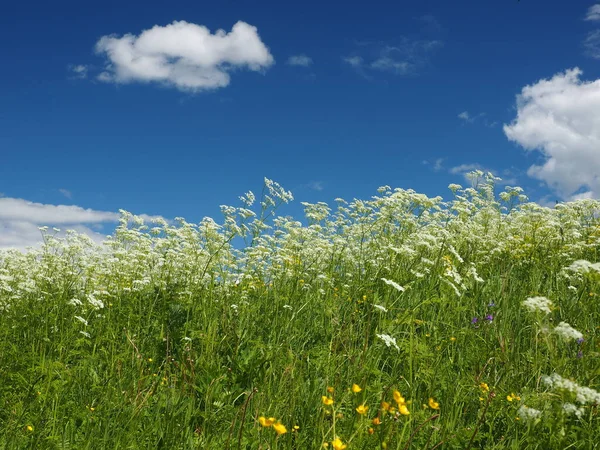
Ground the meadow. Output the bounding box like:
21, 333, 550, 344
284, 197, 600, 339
0, 171, 599, 449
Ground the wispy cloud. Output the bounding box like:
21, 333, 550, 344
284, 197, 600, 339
307, 181, 324, 191
457, 110, 498, 127
58, 188, 72, 199
343, 38, 442, 78
68, 64, 89, 79
585, 4, 600, 21
287, 55, 312, 67
94, 21, 274, 92
584, 30, 600, 58
422, 158, 445, 172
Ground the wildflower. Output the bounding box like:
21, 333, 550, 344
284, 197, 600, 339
368, 427, 374, 434
293, 425, 300, 431
376, 333, 400, 351
327, 386, 334, 394
428, 397, 440, 409
393, 390, 405, 405
381, 401, 391, 411
372, 417, 381, 425
479, 382, 489, 392
471, 317, 479, 324
517, 405, 542, 421
554, 322, 584, 342
259, 417, 277, 427
450, 336, 456, 342
272, 422, 287, 435
577, 337, 585, 345
373, 304, 388, 312
398, 404, 410, 415
332, 438, 348, 450
356, 404, 369, 415
523, 296, 553, 314
322, 396, 334, 406
506, 393, 521, 402
147, 358, 153, 362
381, 278, 405, 292
562, 403, 584, 419
542, 373, 600, 405
26, 425, 33, 432
485, 314, 493, 322
352, 383, 362, 393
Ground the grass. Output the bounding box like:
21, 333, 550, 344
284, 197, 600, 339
0, 172, 599, 449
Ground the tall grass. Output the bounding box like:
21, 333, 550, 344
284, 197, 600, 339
0, 172, 599, 449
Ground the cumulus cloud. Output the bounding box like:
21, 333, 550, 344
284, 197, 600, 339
95, 20, 274, 92
287, 55, 312, 67
585, 4, 600, 21
504, 68, 600, 200
0, 198, 165, 250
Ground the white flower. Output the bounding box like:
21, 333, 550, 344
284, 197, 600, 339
553, 322, 583, 342
523, 296, 553, 314
381, 278, 405, 292
542, 373, 600, 405
376, 333, 400, 351
562, 403, 584, 419
517, 405, 542, 421
79, 331, 91, 338
373, 304, 388, 313
74, 316, 88, 326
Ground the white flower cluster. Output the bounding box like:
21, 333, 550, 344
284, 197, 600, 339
553, 322, 583, 342
380, 278, 405, 292
542, 373, 600, 405
564, 260, 600, 274
376, 333, 400, 351
562, 402, 584, 419
522, 296, 553, 314
517, 405, 542, 421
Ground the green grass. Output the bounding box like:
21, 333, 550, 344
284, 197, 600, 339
0, 173, 599, 449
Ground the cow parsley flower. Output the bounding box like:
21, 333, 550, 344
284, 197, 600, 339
553, 322, 583, 342
381, 278, 405, 292
518, 405, 542, 421
523, 296, 553, 314
376, 333, 400, 351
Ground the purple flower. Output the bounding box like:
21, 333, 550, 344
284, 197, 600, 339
577, 337, 584, 345
471, 317, 479, 324
488, 302, 496, 308
577, 350, 584, 359
485, 314, 494, 322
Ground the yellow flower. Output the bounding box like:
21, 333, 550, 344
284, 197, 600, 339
332, 438, 348, 450
398, 404, 410, 415
147, 358, 153, 362
381, 401, 391, 411
352, 383, 362, 393
507, 393, 521, 402
450, 336, 457, 342
356, 404, 369, 415
273, 422, 287, 435
428, 397, 440, 410
479, 382, 489, 392
327, 386, 335, 394
393, 390, 405, 405
368, 427, 374, 434
293, 425, 300, 431
372, 417, 381, 425
322, 396, 334, 406
26, 425, 34, 432
259, 416, 277, 427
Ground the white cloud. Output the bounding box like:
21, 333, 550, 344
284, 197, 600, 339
69, 64, 89, 79
422, 158, 445, 172
307, 181, 324, 191
59, 188, 72, 199
584, 30, 600, 59
585, 4, 600, 21
95, 20, 274, 92
343, 56, 363, 67
0, 197, 166, 250
503, 67, 600, 200
344, 39, 441, 78
287, 55, 312, 67
458, 111, 472, 122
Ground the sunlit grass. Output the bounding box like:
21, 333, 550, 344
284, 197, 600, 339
0, 172, 598, 449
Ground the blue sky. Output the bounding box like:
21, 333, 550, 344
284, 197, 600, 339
1, 0, 600, 248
